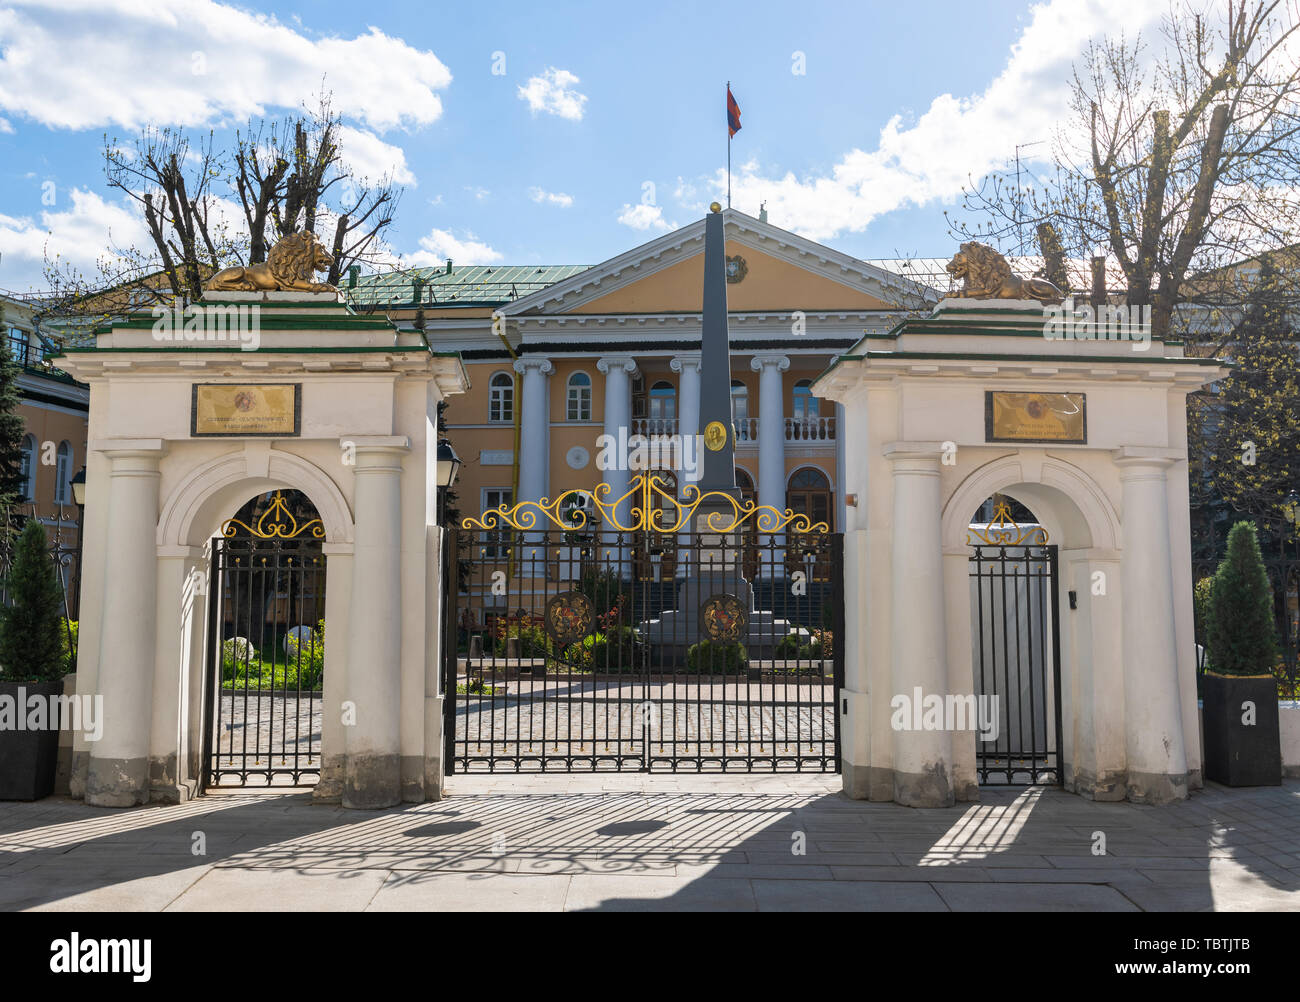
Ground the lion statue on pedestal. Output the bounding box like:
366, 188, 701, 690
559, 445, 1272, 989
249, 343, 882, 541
945, 241, 1064, 303
206, 232, 335, 293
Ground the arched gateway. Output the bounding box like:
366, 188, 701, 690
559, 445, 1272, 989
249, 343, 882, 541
53, 243, 468, 810
814, 262, 1227, 807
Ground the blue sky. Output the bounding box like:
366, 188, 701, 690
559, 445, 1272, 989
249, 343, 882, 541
0, 0, 1170, 290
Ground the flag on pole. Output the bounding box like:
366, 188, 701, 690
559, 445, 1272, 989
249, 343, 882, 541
727, 86, 742, 137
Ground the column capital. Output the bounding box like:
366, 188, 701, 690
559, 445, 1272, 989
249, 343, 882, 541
750, 353, 790, 373
513, 357, 554, 376
883, 441, 947, 470
92, 438, 167, 461
670, 352, 702, 373
1112, 446, 1179, 475
597, 355, 639, 376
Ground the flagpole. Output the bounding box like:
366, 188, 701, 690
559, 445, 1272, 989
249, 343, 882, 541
726, 80, 732, 208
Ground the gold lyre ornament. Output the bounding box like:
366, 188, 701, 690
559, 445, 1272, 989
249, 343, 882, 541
968, 499, 1049, 546
221, 491, 325, 540
461, 472, 829, 535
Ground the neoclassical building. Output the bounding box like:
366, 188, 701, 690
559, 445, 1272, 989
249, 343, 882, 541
350, 209, 934, 549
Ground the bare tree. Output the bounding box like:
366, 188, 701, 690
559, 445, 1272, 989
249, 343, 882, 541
952, 1, 1300, 342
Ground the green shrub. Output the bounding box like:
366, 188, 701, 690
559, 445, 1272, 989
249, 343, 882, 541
1207, 522, 1276, 676
60, 618, 79, 674
687, 640, 748, 673
285, 620, 325, 690
1193, 576, 1214, 669
588, 625, 643, 671
0, 521, 66, 682
492, 616, 550, 658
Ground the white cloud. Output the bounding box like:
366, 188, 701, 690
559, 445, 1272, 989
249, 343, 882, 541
407, 227, 503, 266
0, 0, 452, 132
616, 203, 675, 232
0, 117, 12, 134
0, 187, 151, 290
517, 68, 588, 121
529, 187, 573, 208
335, 126, 415, 186
711, 0, 1167, 241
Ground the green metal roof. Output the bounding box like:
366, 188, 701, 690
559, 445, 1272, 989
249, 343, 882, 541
346, 264, 590, 308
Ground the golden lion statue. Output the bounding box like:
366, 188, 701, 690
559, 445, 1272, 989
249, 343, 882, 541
945, 241, 1063, 303
206, 232, 335, 293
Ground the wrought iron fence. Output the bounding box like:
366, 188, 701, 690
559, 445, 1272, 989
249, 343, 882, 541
1191, 512, 1299, 700
0, 504, 83, 664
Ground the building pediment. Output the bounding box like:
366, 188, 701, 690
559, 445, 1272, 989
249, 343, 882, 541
499, 209, 934, 318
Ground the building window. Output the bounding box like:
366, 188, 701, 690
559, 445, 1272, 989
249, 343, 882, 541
792, 379, 820, 419
731, 380, 750, 439
649, 380, 676, 422
54, 442, 73, 504
489, 371, 514, 423
787, 466, 833, 533
19, 435, 36, 502
567, 371, 592, 421
481, 487, 514, 558
7, 328, 29, 368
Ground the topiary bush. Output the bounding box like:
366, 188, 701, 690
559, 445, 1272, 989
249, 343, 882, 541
687, 639, 748, 673
1208, 522, 1276, 676
0, 521, 66, 682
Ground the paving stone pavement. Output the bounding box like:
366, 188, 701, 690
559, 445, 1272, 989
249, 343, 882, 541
0, 775, 1297, 911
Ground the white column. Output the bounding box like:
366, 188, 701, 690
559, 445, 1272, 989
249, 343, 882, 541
752, 354, 790, 577
86, 441, 165, 807
671, 353, 702, 483
886, 444, 954, 808
835, 402, 847, 532
514, 357, 553, 539
343, 437, 409, 809
672, 353, 702, 579
1115, 451, 1189, 803
598, 356, 638, 575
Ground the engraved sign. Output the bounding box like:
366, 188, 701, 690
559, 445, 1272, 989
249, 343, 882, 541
192, 384, 301, 437
985, 391, 1086, 445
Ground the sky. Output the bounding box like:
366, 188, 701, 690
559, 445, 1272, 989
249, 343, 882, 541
0, 0, 1175, 292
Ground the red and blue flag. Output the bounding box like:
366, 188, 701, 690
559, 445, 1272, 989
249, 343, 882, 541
727, 86, 742, 138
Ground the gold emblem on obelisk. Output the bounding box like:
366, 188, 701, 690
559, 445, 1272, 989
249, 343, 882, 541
704, 420, 728, 451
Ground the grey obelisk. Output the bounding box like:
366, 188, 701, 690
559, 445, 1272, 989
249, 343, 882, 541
696, 203, 740, 502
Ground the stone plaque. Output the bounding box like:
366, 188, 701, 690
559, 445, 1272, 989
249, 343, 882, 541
985, 391, 1086, 445
192, 383, 301, 437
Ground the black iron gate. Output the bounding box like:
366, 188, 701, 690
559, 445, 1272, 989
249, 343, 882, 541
443, 476, 843, 773
968, 543, 1063, 785
202, 492, 326, 789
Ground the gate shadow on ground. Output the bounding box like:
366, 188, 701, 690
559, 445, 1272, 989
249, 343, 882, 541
0, 781, 1296, 911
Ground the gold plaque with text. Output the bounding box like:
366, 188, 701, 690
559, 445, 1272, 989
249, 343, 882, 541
192, 384, 301, 437
985, 391, 1086, 444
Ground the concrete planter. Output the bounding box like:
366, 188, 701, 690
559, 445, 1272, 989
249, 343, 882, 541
0, 679, 64, 801
1202, 673, 1282, 787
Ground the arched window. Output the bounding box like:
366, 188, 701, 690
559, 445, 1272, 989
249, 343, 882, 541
787, 466, 833, 532
19, 435, 36, 502
54, 441, 72, 504
792, 379, 819, 419
489, 371, 514, 423
731, 379, 749, 439
649, 380, 676, 423
566, 371, 591, 421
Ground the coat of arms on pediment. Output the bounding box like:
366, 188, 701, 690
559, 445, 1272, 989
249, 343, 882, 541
725, 254, 748, 284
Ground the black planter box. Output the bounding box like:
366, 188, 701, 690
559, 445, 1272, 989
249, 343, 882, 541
1202, 673, 1282, 787
0, 679, 64, 801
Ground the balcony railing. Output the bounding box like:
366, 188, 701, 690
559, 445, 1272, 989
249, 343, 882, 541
785, 415, 836, 442
629, 415, 835, 444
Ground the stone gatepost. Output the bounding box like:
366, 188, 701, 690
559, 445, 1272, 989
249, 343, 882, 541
55, 262, 468, 809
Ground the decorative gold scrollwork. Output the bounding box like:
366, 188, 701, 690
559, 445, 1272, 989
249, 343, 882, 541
460, 473, 830, 535
968, 499, 1049, 546
221, 491, 325, 540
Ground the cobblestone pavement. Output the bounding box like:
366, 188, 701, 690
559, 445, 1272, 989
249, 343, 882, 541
210, 693, 322, 784
1, 776, 1297, 911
